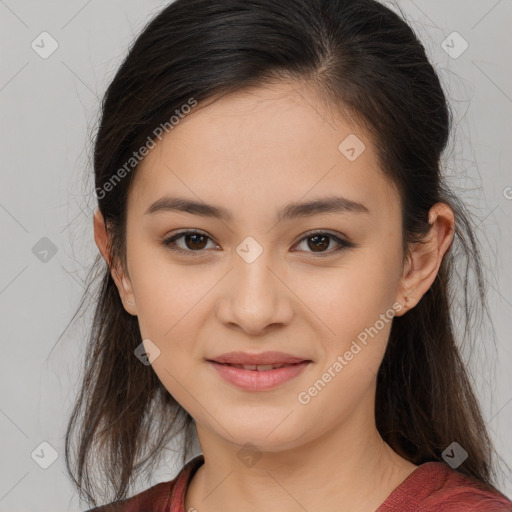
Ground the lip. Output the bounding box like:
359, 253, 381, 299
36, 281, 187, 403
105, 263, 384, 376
206, 352, 312, 391
208, 351, 309, 365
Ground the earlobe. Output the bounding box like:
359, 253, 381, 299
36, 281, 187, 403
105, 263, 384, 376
395, 203, 455, 315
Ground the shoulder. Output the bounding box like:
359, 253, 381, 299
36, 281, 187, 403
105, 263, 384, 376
84, 480, 173, 512
379, 461, 512, 512
84, 454, 204, 512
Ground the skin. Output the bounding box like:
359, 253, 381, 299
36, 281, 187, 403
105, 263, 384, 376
94, 80, 455, 512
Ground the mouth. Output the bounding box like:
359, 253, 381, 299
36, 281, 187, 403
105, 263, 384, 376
208, 351, 310, 366
206, 356, 311, 391
212, 362, 306, 370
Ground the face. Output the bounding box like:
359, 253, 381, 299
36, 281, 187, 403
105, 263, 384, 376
103, 80, 412, 453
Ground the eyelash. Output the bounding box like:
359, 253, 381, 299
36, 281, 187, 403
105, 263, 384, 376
161, 229, 354, 257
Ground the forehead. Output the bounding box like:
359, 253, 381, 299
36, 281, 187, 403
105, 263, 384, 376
129, 80, 400, 224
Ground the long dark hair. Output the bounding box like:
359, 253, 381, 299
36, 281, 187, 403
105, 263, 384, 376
63, 0, 503, 506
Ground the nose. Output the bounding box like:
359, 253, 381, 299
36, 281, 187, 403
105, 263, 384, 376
215, 250, 294, 336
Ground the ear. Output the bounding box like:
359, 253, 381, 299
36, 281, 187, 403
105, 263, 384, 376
394, 203, 455, 316
93, 209, 137, 316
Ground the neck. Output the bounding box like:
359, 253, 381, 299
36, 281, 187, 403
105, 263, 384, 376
185, 393, 417, 512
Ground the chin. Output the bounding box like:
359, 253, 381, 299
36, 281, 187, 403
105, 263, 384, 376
217, 417, 308, 453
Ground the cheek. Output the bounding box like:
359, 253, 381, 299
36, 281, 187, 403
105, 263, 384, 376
287, 252, 401, 404
128, 245, 217, 340
291, 264, 400, 432
291, 253, 400, 341
127, 249, 217, 401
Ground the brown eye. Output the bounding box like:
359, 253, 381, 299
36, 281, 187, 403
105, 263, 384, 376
182, 233, 208, 250
306, 234, 330, 252
162, 230, 218, 255
293, 232, 353, 255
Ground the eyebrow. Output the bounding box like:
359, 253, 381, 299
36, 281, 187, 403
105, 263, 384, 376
144, 195, 370, 222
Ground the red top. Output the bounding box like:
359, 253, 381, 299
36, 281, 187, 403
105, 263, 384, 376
86, 454, 512, 511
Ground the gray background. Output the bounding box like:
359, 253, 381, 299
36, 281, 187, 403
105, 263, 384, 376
0, 1, 511, 510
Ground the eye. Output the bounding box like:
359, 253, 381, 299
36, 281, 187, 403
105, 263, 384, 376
162, 229, 353, 257
161, 229, 219, 256
292, 231, 354, 255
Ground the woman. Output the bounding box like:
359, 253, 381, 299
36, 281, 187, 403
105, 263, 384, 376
65, 0, 512, 510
